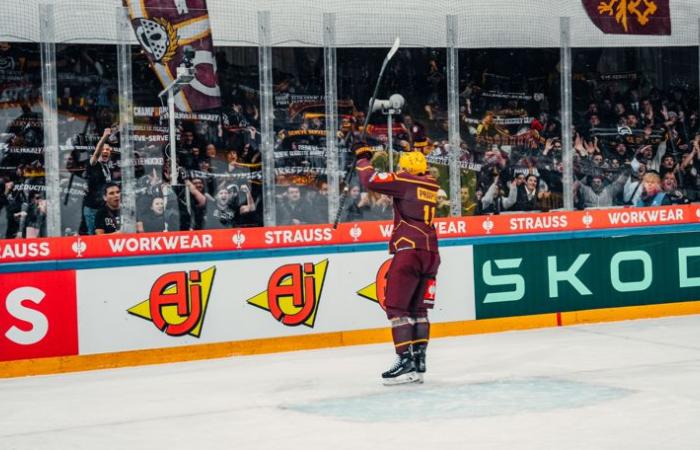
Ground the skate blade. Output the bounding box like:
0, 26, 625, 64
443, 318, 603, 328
382, 372, 421, 386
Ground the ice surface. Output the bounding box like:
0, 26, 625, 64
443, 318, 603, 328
287, 378, 632, 421
2, 315, 700, 450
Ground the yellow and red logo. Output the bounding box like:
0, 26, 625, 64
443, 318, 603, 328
128, 267, 216, 337
247, 259, 328, 327
356, 258, 392, 311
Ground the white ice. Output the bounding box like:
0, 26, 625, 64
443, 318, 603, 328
2, 315, 700, 450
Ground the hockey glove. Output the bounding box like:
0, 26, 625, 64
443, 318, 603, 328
353, 142, 373, 161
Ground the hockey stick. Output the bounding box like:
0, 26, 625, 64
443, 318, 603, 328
332, 37, 400, 229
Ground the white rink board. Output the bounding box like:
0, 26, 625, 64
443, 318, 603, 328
77, 246, 474, 355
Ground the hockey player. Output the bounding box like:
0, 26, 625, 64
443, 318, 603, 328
354, 143, 441, 385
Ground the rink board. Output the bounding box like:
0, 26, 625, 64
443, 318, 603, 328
2, 227, 700, 376
74, 247, 474, 355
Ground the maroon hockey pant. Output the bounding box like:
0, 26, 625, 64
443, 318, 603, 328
385, 249, 441, 320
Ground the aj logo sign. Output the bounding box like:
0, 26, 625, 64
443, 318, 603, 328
357, 258, 392, 310
128, 267, 216, 337
247, 260, 328, 327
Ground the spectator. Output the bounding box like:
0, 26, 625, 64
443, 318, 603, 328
137, 196, 171, 233
624, 161, 646, 206
278, 184, 315, 225
305, 181, 329, 223
503, 174, 539, 212
24, 192, 47, 238
358, 191, 393, 221
205, 143, 227, 173
659, 154, 677, 178
95, 182, 121, 234
480, 176, 506, 214
637, 172, 671, 207
341, 184, 364, 222
661, 172, 688, 205
206, 182, 255, 228
680, 136, 700, 201
84, 127, 115, 235
576, 172, 628, 209
460, 186, 477, 216
1, 180, 28, 239
185, 177, 209, 230
436, 188, 451, 217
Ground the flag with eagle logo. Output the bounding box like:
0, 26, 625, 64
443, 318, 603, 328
123, 0, 221, 111
582, 0, 671, 35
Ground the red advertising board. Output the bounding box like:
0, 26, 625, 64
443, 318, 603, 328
0, 205, 698, 264
0, 271, 78, 361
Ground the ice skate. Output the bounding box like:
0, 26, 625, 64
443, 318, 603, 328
381, 351, 420, 385
413, 345, 426, 383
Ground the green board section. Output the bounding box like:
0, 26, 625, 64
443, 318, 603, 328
473, 231, 700, 319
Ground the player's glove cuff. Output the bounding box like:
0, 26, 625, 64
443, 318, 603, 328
354, 145, 373, 160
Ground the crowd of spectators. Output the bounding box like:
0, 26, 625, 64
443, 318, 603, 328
444, 48, 700, 214
2, 44, 700, 239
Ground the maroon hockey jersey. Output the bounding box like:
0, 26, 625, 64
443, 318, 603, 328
356, 158, 439, 253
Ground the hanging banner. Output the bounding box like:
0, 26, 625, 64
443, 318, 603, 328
123, 0, 221, 111
582, 0, 671, 35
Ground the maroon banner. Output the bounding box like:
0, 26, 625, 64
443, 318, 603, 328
582, 0, 671, 35
123, 0, 221, 111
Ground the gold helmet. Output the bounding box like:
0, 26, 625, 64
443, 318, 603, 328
398, 151, 428, 175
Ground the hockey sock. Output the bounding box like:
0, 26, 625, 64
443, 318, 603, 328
412, 316, 430, 349
390, 316, 415, 354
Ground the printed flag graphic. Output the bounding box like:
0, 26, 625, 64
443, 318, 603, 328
582, 0, 671, 35
123, 0, 221, 111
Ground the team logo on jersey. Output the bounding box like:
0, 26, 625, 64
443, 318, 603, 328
371, 172, 395, 183
356, 258, 392, 311
247, 259, 328, 327
128, 267, 216, 337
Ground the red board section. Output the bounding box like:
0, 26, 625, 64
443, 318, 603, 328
0, 205, 697, 264
0, 271, 78, 361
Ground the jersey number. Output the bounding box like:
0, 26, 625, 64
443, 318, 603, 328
423, 205, 436, 226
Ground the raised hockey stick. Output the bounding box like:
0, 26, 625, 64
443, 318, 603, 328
332, 37, 400, 229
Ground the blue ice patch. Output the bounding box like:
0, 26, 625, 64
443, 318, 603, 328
285, 377, 632, 422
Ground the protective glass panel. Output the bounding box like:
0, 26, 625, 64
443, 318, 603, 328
130, 45, 262, 232
571, 47, 699, 208
459, 48, 563, 215
337, 47, 450, 222
121, 3, 262, 232
272, 47, 328, 225
0, 42, 44, 239
56, 44, 120, 236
